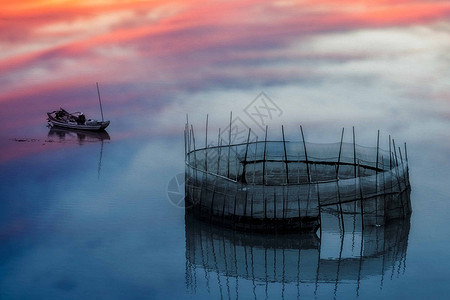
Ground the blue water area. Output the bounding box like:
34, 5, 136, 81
0, 127, 449, 300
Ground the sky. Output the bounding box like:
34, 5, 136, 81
1, 0, 450, 158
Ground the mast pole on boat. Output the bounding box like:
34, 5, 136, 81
96, 82, 104, 122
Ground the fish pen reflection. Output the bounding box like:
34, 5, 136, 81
185, 190, 411, 299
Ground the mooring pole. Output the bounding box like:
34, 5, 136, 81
336, 128, 344, 178
300, 125, 310, 183
282, 125, 289, 185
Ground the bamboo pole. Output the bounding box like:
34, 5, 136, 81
191, 125, 198, 183
227, 111, 232, 178
358, 161, 365, 231
376, 129, 380, 190
404, 142, 408, 162
398, 147, 408, 186
244, 188, 248, 217
389, 135, 392, 170
282, 125, 289, 184
282, 185, 286, 221
263, 125, 268, 185
337, 180, 345, 232
353, 127, 357, 213
273, 189, 277, 220
242, 128, 251, 184
392, 139, 406, 216
300, 125, 310, 182
404, 142, 409, 184
205, 114, 208, 172
184, 125, 187, 161
382, 156, 386, 225
392, 139, 402, 191
317, 183, 322, 237
253, 137, 258, 184
353, 127, 357, 177
217, 128, 221, 175
336, 127, 344, 178
389, 135, 393, 193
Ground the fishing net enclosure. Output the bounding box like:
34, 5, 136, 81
184, 121, 411, 233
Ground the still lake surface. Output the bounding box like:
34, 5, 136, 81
0, 118, 449, 300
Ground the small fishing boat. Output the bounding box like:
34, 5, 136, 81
46, 83, 110, 131
47, 108, 110, 131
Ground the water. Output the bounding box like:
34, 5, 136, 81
1, 1, 450, 298
0, 121, 449, 299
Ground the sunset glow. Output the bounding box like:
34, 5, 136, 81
1, 0, 450, 160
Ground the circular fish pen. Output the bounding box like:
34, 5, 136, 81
184, 120, 411, 233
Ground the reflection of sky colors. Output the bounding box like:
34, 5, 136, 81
1, 0, 450, 160
1, 3, 450, 298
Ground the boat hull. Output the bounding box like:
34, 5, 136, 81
48, 118, 110, 131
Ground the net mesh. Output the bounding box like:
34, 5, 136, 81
185, 136, 411, 232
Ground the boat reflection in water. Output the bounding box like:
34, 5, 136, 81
185, 190, 411, 299
48, 127, 110, 144
47, 127, 110, 178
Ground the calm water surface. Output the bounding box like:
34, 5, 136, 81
0, 120, 449, 300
